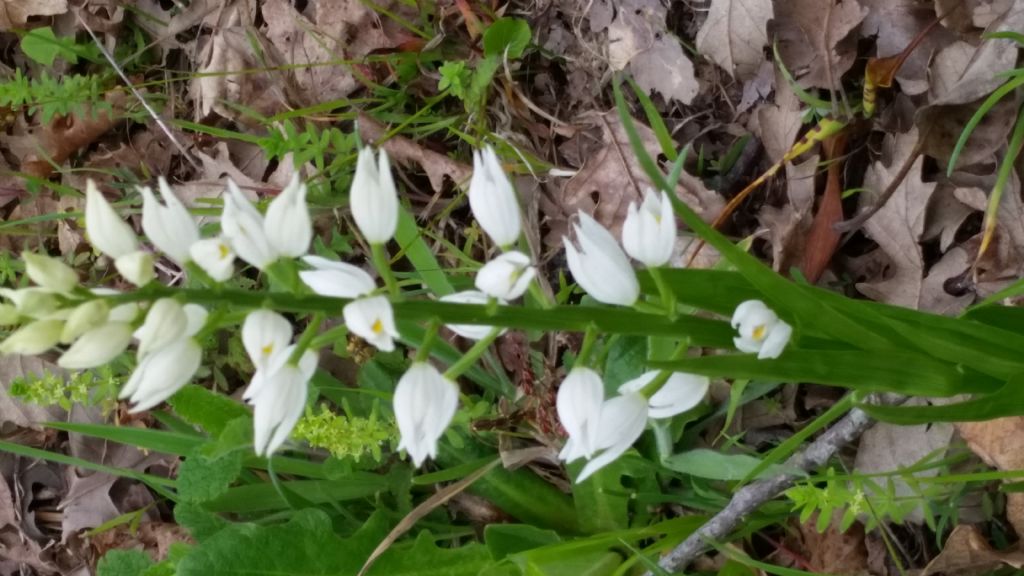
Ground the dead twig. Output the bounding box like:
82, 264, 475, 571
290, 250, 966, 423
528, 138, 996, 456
644, 394, 904, 576
832, 135, 924, 237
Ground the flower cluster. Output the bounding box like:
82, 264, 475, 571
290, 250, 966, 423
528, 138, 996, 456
0, 145, 795, 484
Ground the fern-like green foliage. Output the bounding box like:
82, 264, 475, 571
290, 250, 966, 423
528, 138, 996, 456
0, 69, 111, 123
10, 365, 120, 411
291, 405, 394, 462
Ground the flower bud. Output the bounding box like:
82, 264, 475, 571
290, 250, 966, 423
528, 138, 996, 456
564, 211, 639, 306
394, 362, 459, 466
299, 255, 376, 298
222, 181, 277, 270
121, 338, 202, 413
23, 252, 78, 294
114, 250, 155, 286
61, 300, 109, 343
264, 174, 313, 258
140, 178, 200, 265
621, 188, 676, 267
474, 250, 535, 300
556, 367, 605, 463
0, 288, 59, 318
468, 146, 521, 247
343, 295, 398, 352
0, 304, 18, 326
350, 147, 398, 244
0, 319, 63, 356
251, 347, 316, 456
58, 322, 133, 369
731, 300, 792, 359
135, 299, 188, 358
84, 180, 140, 258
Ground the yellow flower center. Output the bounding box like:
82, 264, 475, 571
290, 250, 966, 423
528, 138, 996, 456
372, 318, 383, 334
752, 324, 767, 341
261, 344, 274, 357
218, 243, 230, 259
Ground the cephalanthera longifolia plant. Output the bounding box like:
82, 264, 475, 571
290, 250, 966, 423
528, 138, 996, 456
5, 96, 1024, 573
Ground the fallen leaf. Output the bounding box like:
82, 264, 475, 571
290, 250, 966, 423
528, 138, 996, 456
854, 129, 939, 308
20, 91, 128, 179
924, 184, 980, 252
790, 513, 870, 575
696, 0, 773, 82
928, 0, 1024, 105
558, 111, 723, 240
0, 472, 14, 528
921, 71, 1018, 170
957, 416, 1024, 536
760, 155, 819, 273
754, 103, 804, 164
193, 25, 285, 121
770, 0, 867, 89
920, 524, 1024, 576
955, 172, 1024, 294
738, 61, 776, 113
0, 0, 66, 30
597, 0, 700, 104
854, 397, 957, 523
860, 0, 955, 96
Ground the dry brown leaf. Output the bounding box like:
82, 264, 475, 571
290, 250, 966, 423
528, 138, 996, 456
854, 397, 957, 524
921, 78, 1018, 170
924, 184, 980, 252
920, 524, 1024, 576
770, 0, 867, 89
759, 155, 818, 272
790, 513, 870, 575
696, 0, 773, 82
957, 416, 1024, 536
929, 0, 1024, 105
738, 61, 776, 113
19, 91, 128, 179
90, 521, 191, 562
193, 26, 286, 122
595, 0, 699, 104
357, 113, 471, 193
954, 172, 1024, 294
0, 0, 66, 30
754, 104, 803, 164
855, 129, 939, 308
558, 112, 723, 239
860, 0, 954, 96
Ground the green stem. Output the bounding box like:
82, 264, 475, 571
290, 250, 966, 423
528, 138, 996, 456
444, 327, 502, 380
576, 324, 600, 367
638, 340, 690, 399
289, 313, 324, 364
371, 243, 400, 299
649, 266, 677, 319
308, 324, 349, 350
415, 320, 440, 363
527, 277, 555, 310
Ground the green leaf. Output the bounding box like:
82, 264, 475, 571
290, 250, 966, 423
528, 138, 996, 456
177, 450, 243, 503
169, 385, 250, 436
663, 449, 792, 481
174, 502, 227, 542
177, 508, 499, 576
467, 56, 501, 108
483, 18, 532, 59
396, 207, 455, 296
97, 549, 153, 576
484, 524, 561, 560
203, 475, 386, 513
602, 336, 647, 393
21, 27, 78, 66
572, 459, 632, 533
863, 373, 1024, 424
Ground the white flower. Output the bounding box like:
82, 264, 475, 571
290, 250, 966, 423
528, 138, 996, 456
0, 319, 63, 356
85, 179, 140, 259
61, 300, 109, 343
120, 304, 207, 412
622, 188, 676, 267
113, 251, 155, 287
241, 309, 294, 402
0, 288, 58, 318
134, 299, 188, 358
264, 173, 313, 258
343, 295, 398, 352
140, 178, 200, 265
731, 300, 792, 359
564, 211, 639, 306
474, 250, 535, 300
58, 322, 133, 369
120, 338, 202, 413
350, 147, 398, 244
576, 392, 648, 482
189, 237, 236, 281
619, 371, 709, 419
438, 290, 503, 340
469, 146, 521, 247
299, 255, 376, 298
23, 252, 78, 294
394, 362, 459, 466
222, 181, 277, 269
251, 347, 317, 457
556, 367, 605, 463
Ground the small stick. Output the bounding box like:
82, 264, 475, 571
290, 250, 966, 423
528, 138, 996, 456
832, 135, 924, 237
643, 394, 903, 576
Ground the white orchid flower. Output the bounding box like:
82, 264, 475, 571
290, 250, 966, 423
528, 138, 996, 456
23, 252, 78, 294
394, 362, 459, 466
564, 211, 639, 306
0, 319, 64, 356
474, 250, 535, 301
299, 255, 376, 298
343, 295, 399, 352
85, 180, 153, 286
140, 178, 200, 265
189, 237, 236, 281
58, 322, 133, 369
619, 370, 710, 419
556, 367, 605, 463
251, 347, 317, 457
350, 147, 398, 244
438, 290, 504, 340
468, 146, 521, 247
731, 300, 792, 359
264, 173, 313, 259
621, 188, 676, 267
576, 392, 648, 482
